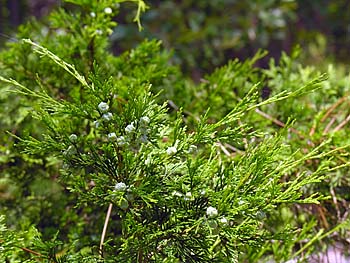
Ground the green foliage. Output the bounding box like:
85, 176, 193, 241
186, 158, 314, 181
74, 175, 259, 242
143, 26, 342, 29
178, 43, 350, 251
1, 0, 350, 262
1, 39, 336, 261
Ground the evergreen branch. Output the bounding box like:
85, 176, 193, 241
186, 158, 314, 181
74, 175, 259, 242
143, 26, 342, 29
292, 221, 350, 259
273, 140, 330, 176
0, 76, 62, 109
22, 39, 91, 90
215, 74, 326, 129
247, 73, 328, 111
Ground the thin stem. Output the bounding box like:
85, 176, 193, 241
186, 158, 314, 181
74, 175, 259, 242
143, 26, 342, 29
321, 96, 347, 122
216, 142, 231, 156
99, 203, 113, 257
255, 108, 304, 139
323, 117, 336, 134
333, 114, 350, 132
330, 187, 341, 220
20, 246, 43, 257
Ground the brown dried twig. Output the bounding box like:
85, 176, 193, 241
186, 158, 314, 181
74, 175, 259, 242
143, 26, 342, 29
321, 96, 347, 123
255, 108, 304, 139
333, 114, 350, 132
330, 187, 341, 220
99, 203, 113, 257
323, 117, 336, 135
216, 142, 231, 156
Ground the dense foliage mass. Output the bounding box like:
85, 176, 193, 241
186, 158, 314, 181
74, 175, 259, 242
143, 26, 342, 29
1, 0, 350, 262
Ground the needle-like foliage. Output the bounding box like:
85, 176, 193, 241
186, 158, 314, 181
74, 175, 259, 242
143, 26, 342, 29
0, 1, 349, 262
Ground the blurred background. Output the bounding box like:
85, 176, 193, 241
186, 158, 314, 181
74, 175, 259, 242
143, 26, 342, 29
1, 0, 350, 80
0, 0, 350, 80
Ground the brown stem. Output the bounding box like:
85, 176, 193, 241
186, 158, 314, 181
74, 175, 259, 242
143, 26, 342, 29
316, 205, 329, 229
323, 117, 336, 134
321, 96, 347, 123
99, 203, 113, 257
333, 114, 350, 132
309, 122, 317, 137
255, 108, 304, 139
330, 187, 341, 220
216, 142, 231, 156
20, 246, 43, 257
0, 239, 43, 257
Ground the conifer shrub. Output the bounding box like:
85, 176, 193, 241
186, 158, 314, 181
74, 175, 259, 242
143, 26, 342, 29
0, 1, 349, 262
181, 47, 350, 250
